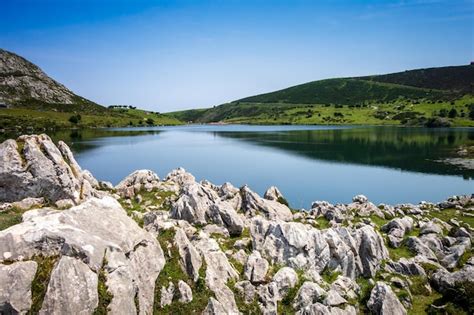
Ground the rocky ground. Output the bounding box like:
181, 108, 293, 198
0, 134, 473, 315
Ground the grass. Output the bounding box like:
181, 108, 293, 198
29, 255, 58, 314
0, 206, 26, 230
321, 268, 341, 284
228, 280, 260, 314
153, 229, 213, 314
314, 217, 331, 229
356, 277, 375, 313
168, 95, 474, 127
387, 243, 416, 261
0, 106, 182, 131
427, 208, 474, 230
94, 255, 114, 315
277, 269, 306, 314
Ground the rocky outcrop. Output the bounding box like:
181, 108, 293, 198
1, 133, 473, 314
241, 185, 293, 221
0, 135, 100, 204
0, 49, 88, 104
115, 169, 160, 198
40, 256, 98, 314
0, 196, 165, 314
0, 261, 37, 314
367, 282, 407, 315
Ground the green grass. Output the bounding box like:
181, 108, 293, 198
278, 270, 305, 314
168, 95, 474, 127
321, 268, 341, 284
94, 255, 114, 315
153, 229, 214, 314
29, 255, 58, 314
0, 206, 25, 231
314, 217, 331, 229
0, 107, 182, 131
387, 243, 416, 261
427, 208, 474, 230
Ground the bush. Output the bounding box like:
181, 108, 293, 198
146, 118, 155, 125
425, 117, 451, 128
68, 114, 81, 124
448, 108, 458, 118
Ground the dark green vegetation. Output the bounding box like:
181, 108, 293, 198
169, 65, 474, 127
29, 256, 58, 314
153, 229, 214, 314
0, 206, 25, 231
94, 255, 114, 315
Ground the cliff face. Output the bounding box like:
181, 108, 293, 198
0, 49, 87, 105
0, 135, 473, 314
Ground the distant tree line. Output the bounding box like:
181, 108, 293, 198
108, 105, 137, 109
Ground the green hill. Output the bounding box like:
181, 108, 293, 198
0, 49, 181, 130
169, 65, 474, 127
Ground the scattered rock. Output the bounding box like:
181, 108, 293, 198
367, 282, 407, 315
0, 261, 37, 314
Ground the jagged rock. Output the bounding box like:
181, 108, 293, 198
273, 267, 298, 297
0, 261, 37, 314
431, 264, 474, 305
160, 282, 175, 308
174, 228, 202, 282
0, 135, 100, 203
348, 195, 384, 218
115, 169, 160, 198
386, 258, 426, 277
420, 221, 443, 235
244, 251, 269, 284
311, 201, 345, 223
165, 167, 196, 187
293, 281, 327, 310
232, 249, 249, 266
54, 199, 75, 209
296, 302, 331, 315
367, 282, 407, 315
193, 234, 239, 314
330, 275, 360, 300
405, 237, 437, 261
234, 280, 256, 304
40, 256, 98, 314
264, 186, 285, 202
356, 225, 389, 277
454, 227, 471, 238
171, 182, 244, 236
0, 196, 165, 314
177, 280, 193, 303
381, 217, 413, 247
202, 297, 227, 315
241, 185, 293, 221
324, 290, 347, 306
11, 197, 44, 210
218, 182, 242, 210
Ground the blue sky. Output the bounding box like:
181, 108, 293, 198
1, 0, 473, 111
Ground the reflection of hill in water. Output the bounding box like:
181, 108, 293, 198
213, 127, 474, 179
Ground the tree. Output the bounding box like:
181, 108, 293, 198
69, 114, 81, 125
146, 118, 155, 125
448, 108, 458, 118
469, 104, 474, 120
438, 109, 448, 117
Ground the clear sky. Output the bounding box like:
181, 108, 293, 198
1, 0, 473, 111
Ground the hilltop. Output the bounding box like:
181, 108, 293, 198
0, 49, 181, 130
169, 65, 474, 127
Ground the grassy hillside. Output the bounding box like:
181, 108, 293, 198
169, 65, 474, 127
0, 106, 181, 131
171, 96, 474, 127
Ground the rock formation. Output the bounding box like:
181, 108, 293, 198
0, 135, 473, 314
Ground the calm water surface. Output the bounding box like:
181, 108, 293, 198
3, 125, 473, 208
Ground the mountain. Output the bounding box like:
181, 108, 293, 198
0, 49, 181, 129
169, 64, 474, 126
0, 49, 103, 112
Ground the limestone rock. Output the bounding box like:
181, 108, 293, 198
241, 185, 293, 221
367, 282, 407, 315
234, 280, 256, 304
0, 261, 37, 314
293, 281, 327, 310
0, 135, 100, 203
40, 256, 98, 314
115, 169, 160, 198
264, 186, 285, 202
244, 251, 269, 284
273, 266, 298, 297
160, 282, 175, 308
178, 280, 193, 303
174, 228, 202, 282
0, 196, 165, 315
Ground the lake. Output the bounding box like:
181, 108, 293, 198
2, 125, 473, 208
